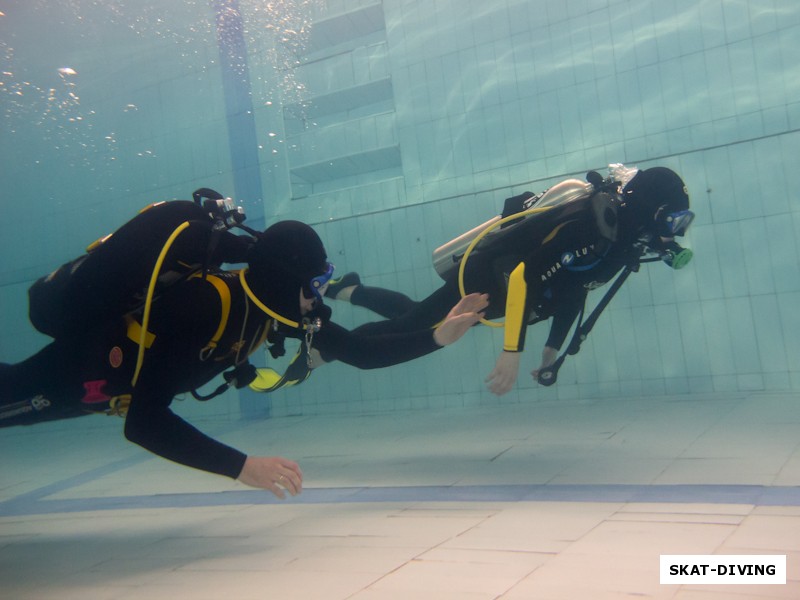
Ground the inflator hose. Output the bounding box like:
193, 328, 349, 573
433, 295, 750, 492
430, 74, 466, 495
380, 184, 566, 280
131, 221, 191, 387
457, 207, 551, 327
239, 268, 302, 329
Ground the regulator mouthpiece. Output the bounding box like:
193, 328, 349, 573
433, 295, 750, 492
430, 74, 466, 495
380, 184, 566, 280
662, 243, 693, 270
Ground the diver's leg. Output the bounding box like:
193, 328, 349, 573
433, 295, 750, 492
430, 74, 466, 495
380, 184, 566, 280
325, 272, 361, 301
0, 342, 86, 427
0, 343, 65, 401
349, 285, 418, 319
348, 278, 460, 336
327, 272, 420, 319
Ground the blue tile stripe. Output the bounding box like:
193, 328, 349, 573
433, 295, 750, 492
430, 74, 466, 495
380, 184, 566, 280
212, 0, 267, 419
1, 433, 798, 517
2, 484, 798, 517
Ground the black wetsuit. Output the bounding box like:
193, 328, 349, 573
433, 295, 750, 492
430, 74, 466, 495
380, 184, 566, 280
0, 202, 442, 480
343, 192, 643, 354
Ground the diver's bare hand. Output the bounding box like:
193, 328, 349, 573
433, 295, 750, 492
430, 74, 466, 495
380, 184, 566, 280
237, 456, 303, 499
433, 293, 489, 346
486, 350, 520, 396
531, 346, 558, 382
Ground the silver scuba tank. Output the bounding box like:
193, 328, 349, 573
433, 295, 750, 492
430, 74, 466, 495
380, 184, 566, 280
432, 178, 593, 280
432, 215, 500, 280
530, 178, 593, 208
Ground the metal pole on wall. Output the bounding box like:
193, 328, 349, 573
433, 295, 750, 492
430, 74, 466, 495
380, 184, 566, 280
213, 0, 271, 419
212, 0, 265, 232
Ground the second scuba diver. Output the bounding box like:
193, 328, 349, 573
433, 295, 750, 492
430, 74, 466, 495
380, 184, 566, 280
323, 163, 696, 395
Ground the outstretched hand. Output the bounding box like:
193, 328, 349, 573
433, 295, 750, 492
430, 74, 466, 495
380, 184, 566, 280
432, 293, 489, 346
485, 350, 521, 396
237, 456, 303, 499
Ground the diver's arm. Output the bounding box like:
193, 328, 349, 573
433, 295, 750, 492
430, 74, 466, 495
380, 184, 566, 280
122, 284, 248, 481
487, 219, 587, 395
528, 220, 601, 385
124, 388, 247, 479
528, 307, 575, 383
121, 315, 246, 481
531, 346, 559, 381
122, 274, 301, 497
545, 288, 586, 351
485, 262, 528, 396
124, 398, 301, 497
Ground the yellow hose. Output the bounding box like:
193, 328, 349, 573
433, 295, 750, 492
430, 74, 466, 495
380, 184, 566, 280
239, 268, 303, 329
457, 207, 551, 327
131, 221, 191, 386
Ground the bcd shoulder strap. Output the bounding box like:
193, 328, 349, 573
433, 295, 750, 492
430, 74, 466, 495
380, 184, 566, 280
126, 271, 232, 359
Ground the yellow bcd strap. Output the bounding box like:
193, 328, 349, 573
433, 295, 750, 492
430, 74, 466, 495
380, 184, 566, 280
191, 272, 232, 358
127, 271, 233, 378
126, 315, 155, 348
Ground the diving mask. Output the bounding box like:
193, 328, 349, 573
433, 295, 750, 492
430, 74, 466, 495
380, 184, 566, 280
656, 207, 695, 238
308, 262, 335, 301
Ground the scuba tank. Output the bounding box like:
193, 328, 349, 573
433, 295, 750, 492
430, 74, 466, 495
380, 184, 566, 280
432, 215, 500, 280
531, 178, 594, 208
27, 189, 254, 341
432, 178, 594, 280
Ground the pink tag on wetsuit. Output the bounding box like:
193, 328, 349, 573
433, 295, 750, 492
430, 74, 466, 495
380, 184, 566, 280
81, 380, 111, 404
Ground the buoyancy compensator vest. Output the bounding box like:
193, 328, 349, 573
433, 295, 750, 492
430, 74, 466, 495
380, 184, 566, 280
27, 189, 254, 341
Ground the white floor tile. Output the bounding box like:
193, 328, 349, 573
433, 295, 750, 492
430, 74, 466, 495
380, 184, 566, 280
1, 392, 798, 599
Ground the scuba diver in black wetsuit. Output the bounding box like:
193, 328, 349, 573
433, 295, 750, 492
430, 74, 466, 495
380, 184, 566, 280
323, 164, 696, 396
0, 193, 488, 498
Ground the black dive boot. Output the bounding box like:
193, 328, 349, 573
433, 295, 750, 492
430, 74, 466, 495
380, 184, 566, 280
325, 272, 361, 300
